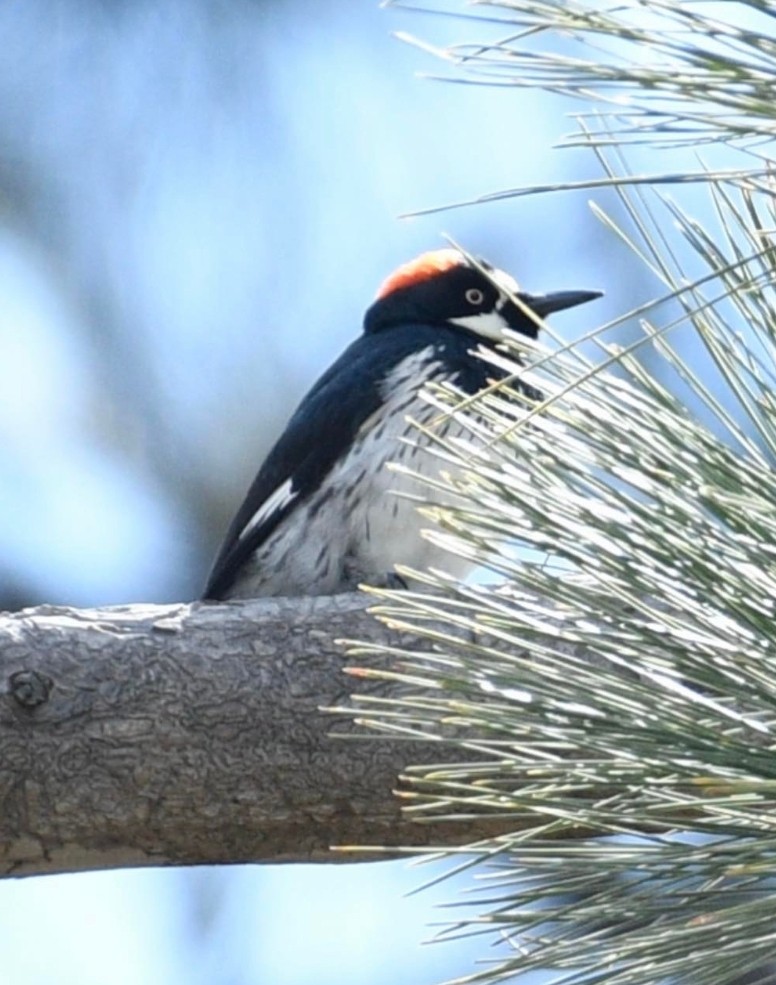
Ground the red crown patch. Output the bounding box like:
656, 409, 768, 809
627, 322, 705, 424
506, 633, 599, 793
375, 249, 465, 300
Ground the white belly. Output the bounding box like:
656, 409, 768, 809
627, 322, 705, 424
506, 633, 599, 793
227, 350, 477, 597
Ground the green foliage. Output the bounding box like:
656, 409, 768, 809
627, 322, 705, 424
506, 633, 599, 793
390, 0, 776, 147
353, 2, 776, 982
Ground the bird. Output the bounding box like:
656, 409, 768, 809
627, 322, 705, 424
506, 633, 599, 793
203, 249, 601, 600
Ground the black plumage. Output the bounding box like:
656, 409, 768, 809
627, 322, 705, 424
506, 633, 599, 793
204, 250, 601, 599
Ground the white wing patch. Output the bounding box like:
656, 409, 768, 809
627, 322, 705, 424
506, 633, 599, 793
238, 477, 298, 542
222, 347, 481, 598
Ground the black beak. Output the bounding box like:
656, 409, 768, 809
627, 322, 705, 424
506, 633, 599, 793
522, 289, 603, 318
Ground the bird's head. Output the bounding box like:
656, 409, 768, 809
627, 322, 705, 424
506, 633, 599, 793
364, 249, 601, 342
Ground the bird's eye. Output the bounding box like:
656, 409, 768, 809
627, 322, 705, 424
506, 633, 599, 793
465, 288, 484, 305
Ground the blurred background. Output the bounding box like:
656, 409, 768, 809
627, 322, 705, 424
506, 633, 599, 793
0, 1, 641, 982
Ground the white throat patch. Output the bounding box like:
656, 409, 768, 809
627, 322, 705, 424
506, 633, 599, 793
448, 264, 524, 342
448, 305, 511, 342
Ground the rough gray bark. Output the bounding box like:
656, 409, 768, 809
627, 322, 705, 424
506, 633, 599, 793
0, 594, 509, 878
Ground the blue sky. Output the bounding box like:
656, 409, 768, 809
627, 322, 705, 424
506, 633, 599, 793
0, 2, 641, 983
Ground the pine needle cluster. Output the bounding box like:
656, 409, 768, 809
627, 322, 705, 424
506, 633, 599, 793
351, 3, 776, 982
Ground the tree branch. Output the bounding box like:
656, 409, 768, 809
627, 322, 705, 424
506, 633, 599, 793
0, 594, 509, 878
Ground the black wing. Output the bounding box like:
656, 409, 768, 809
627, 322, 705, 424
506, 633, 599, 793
203, 330, 421, 599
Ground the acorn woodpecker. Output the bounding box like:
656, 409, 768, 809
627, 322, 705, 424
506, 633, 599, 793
203, 249, 601, 599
